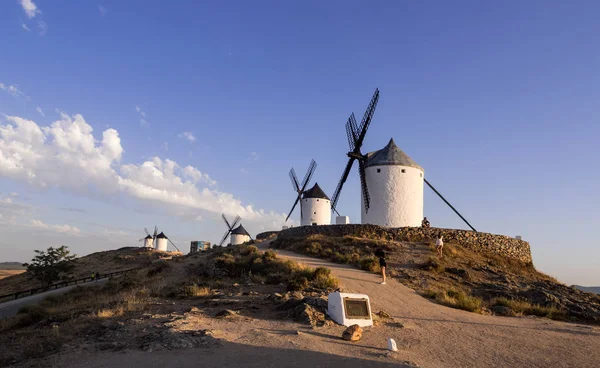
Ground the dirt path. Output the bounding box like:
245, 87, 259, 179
272, 248, 600, 368
55, 242, 600, 368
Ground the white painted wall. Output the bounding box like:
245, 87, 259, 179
361, 165, 424, 227
301, 197, 331, 226
230, 234, 251, 245
143, 238, 153, 248
336, 216, 350, 225
155, 238, 168, 251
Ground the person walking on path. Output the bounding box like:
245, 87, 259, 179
436, 234, 444, 258
95, 271, 100, 282
375, 248, 387, 285
91, 272, 95, 281
421, 217, 431, 228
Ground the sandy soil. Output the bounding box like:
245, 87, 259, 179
53, 242, 600, 368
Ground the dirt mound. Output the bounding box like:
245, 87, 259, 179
272, 234, 600, 324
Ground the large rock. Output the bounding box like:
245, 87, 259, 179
342, 324, 363, 342
293, 303, 325, 326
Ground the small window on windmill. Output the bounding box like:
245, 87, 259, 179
377, 168, 381, 173
401, 169, 406, 173
317, 199, 319, 201
313, 211, 316, 215
420, 173, 423, 177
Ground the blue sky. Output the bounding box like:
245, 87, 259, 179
1, 1, 598, 285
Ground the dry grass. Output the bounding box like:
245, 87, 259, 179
178, 283, 211, 298
493, 297, 567, 320
0, 269, 26, 280
422, 289, 483, 313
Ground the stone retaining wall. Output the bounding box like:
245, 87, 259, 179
256, 231, 279, 240
277, 225, 532, 263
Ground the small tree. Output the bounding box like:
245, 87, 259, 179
23, 246, 77, 287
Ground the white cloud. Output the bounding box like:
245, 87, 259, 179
20, 0, 40, 19
161, 141, 168, 151
36, 107, 44, 116
37, 20, 48, 36
178, 132, 196, 142
249, 152, 259, 161
0, 114, 288, 228
22, 23, 31, 32
240, 168, 249, 175
30, 219, 81, 235
0, 82, 28, 99
135, 105, 148, 126
98, 4, 108, 17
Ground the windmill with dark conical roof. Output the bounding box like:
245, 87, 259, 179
219, 214, 253, 246
330, 88, 477, 231
286, 159, 332, 226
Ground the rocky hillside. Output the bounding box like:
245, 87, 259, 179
272, 234, 600, 324
0, 247, 170, 295
0, 245, 340, 366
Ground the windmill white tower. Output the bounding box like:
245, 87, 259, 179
143, 226, 180, 252
331, 89, 477, 231
361, 138, 424, 226
301, 183, 331, 226
155, 232, 168, 251
142, 235, 154, 248
219, 214, 252, 246
286, 160, 332, 226
230, 224, 251, 245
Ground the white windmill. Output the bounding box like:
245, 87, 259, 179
219, 214, 252, 246
143, 226, 181, 252
330, 89, 477, 231
286, 159, 332, 226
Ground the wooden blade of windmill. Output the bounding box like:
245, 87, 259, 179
424, 178, 477, 232
345, 118, 356, 151
285, 194, 301, 222
350, 113, 359, 143
144, 228, 151, 236
221, 213, 232, 229
331, 156, 356, 213
167, 238, 180, 252
356, 89, 379, 149
218, 230, 230, 246
299, 195, 303, 220
358, 159, 371, 213
289, 168, 301, 192
300, 160, 317, 190
231, 215, 241, 229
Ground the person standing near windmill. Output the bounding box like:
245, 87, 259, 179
436, 234, 444, 258
375, 248, 387, 285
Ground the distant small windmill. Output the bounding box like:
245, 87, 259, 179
143, 226, 180, 252
219, 214, 252, 246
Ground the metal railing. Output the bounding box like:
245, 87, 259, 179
0, 268, 141, 304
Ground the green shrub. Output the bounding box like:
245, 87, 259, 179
359, 256, 380, 272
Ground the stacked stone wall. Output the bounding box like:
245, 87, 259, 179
277, 225, 532, 263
